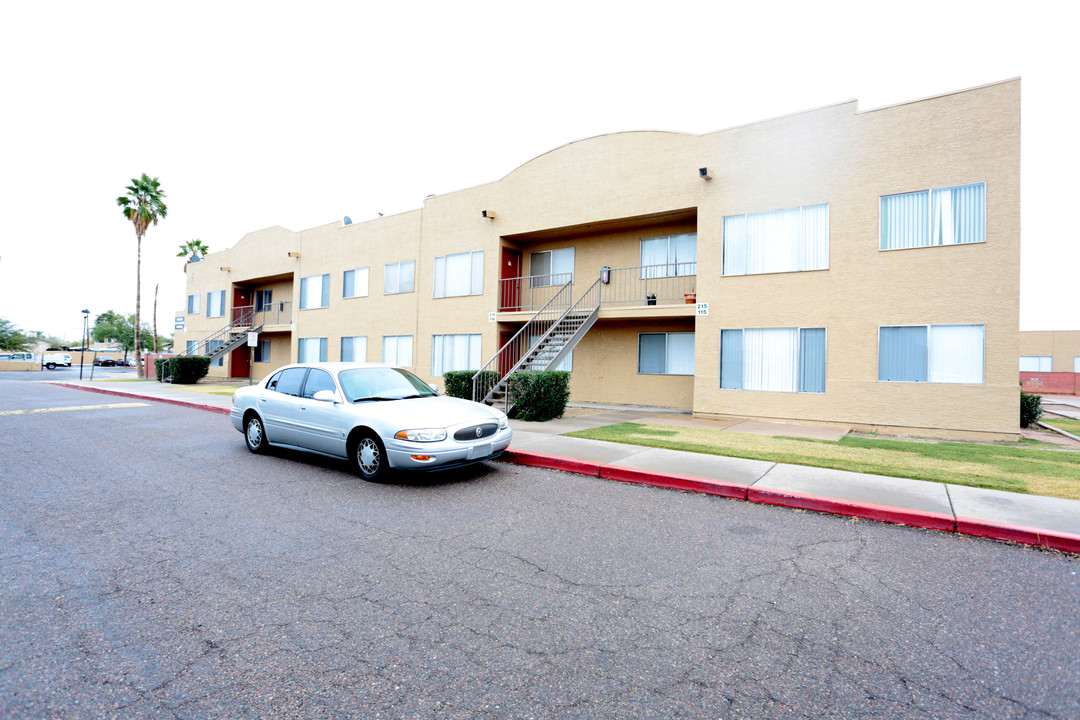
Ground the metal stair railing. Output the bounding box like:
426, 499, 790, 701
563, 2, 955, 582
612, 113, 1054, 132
178, 306, 259, 359
472, 277, 602, 414
471, 280, 574, 406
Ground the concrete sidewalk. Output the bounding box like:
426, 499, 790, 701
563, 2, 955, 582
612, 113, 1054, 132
48, 380, 1080, 554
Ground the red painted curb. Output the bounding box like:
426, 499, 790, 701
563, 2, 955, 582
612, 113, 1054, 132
748, 487, 957, 532
956, 517, 1080, 554
599, 464, 749, 500
501, 449, 601, 477
52, 383, 231, 416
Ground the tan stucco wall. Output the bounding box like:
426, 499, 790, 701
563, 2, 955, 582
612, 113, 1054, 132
1020, 331, 1080, 372
177, 79, 1020, 437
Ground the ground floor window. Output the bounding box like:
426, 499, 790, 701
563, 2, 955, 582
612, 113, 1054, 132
207, 339, 224, 367
341, 336, 367, 362
382, 335, 413, 367
186, 340, 198, 355
298, 337, 327, 363
878, 324, 983, 384
431, 334, 481, 376
1019, 356, 1052, 372
638, 333, 694, 375
720, 327, 826, 393
253, 339, 271, 363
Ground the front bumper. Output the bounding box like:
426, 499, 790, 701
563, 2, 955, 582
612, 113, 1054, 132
384, 427, 513, 471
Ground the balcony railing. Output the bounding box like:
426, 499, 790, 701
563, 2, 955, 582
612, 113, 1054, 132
599, 262, 697, 308
498, 273, 574, 312
254, 300, 292, 326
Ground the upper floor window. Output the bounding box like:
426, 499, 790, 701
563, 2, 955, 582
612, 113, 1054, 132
384, 261, 415, 295
206, 290, 225, 318
300, 274, 329, 309
878, 324, 984, 384
1019, 356, 1052, 372
434, 251, 483, 298
187, 294, 200, 315
344, 268, 369, 298
641, 233, 696, 278
530, 248, 575, 286
723, 204, 828, 276
720, 327, 826, 393
638, 333, 695, 375
880, 182, 985, 250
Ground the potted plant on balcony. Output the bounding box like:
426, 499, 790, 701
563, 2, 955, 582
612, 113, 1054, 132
646, 293, 657, 306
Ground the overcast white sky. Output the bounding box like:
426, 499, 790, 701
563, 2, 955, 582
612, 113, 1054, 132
1, 1, 1076, 342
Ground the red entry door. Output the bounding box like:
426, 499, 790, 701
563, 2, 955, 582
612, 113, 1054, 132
498, 330, 520, 378
231, 345, 250, 379
500, 248, 522, 312
233, 288, 252, 324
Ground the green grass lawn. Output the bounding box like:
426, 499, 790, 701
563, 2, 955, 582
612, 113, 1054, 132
564, 422, 1080, 500
1044, 417, 1080, 437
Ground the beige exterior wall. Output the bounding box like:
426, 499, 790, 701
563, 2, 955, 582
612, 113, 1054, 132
177, 79, 1021, 438
1020, 331, 1080, 373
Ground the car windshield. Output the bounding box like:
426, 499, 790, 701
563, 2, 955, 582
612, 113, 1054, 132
338, 367, 438, 402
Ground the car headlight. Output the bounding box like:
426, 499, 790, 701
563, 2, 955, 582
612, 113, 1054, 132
497, 415, 508, 429
394, 428, 447, 442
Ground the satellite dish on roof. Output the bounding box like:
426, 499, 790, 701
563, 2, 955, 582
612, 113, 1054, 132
343, 216, 352, 225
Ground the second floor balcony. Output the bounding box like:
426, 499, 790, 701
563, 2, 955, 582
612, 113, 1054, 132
498, 262, 698, 315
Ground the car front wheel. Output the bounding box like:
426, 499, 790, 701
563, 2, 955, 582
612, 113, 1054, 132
351, 432, 387, 481
245, 415, 268, 454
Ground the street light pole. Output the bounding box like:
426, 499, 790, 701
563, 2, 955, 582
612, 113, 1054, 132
79, 309, 89, 380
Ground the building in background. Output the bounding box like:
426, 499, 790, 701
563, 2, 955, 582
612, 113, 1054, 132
177, 78, 1021, 439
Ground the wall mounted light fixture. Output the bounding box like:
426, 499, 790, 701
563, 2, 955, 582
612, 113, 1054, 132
219, 266, 231, 272
699, 167, 712, 180
481, 210, 495, 219
287, 252, 301, 258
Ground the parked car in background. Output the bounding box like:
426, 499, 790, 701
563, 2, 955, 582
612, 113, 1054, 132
120, 357, 137, 367
1, 352, 34, 361
230, 362, 512, 481
93, 356, 117, 367
44, 353, 72, 369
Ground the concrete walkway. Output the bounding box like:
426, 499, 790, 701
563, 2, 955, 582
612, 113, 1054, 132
48, 380, 1080, 554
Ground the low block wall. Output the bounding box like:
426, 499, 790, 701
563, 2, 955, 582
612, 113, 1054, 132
0, 361, 41, 372
1021, 372, 1080, 396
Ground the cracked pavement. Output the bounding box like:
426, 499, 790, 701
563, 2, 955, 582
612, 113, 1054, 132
1, 382, 1078, 718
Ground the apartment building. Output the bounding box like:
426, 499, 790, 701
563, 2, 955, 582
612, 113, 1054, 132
177, 78, 1021, 439
1020, 330, 1080, 395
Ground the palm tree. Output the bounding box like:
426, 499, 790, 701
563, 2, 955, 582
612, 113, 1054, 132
177, 238, 209, 262
117, 174, 167, 378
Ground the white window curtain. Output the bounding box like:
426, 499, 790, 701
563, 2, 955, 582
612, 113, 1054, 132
880, 191, 929, 250
434, 251, 483, 298
1019, 356, 1052, 372
298, 337, 327, 363
382, 336, 413, 366
531, 248, 575, 286
723, 206, 827, 276
742, 328, 798, 392
385, 261, 415, 295
340, 336, 367, 362
207, 290, 225, 318
931, 183, 985, 246
344, 268, 369, 298
431, 334, 481, 376
928, 325, 983, 383
187, 295, 200, 314
300, 274, 328, 309
641, 234, 697, 278
665, 333, 695, 375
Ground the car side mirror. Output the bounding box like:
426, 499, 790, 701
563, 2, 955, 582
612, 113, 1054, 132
312, 389, 339, 403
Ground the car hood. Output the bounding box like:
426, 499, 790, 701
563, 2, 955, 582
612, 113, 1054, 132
347, 395, 504, 429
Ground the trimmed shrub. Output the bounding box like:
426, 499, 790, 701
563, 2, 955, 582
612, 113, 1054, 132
1020, 391, 1042, 428
442, 370, 499, 401
508, 371, 571, 422
169, 356, 212, 385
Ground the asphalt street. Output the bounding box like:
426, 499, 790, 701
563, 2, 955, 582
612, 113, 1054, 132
1, 381, 1078, 719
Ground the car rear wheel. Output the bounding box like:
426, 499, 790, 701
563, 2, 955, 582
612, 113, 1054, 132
245, 415, 268, 454
351, 431, 387, 481
45, 362, 56, 370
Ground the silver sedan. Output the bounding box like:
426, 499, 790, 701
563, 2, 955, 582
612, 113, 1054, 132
230, 363, 512, 480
